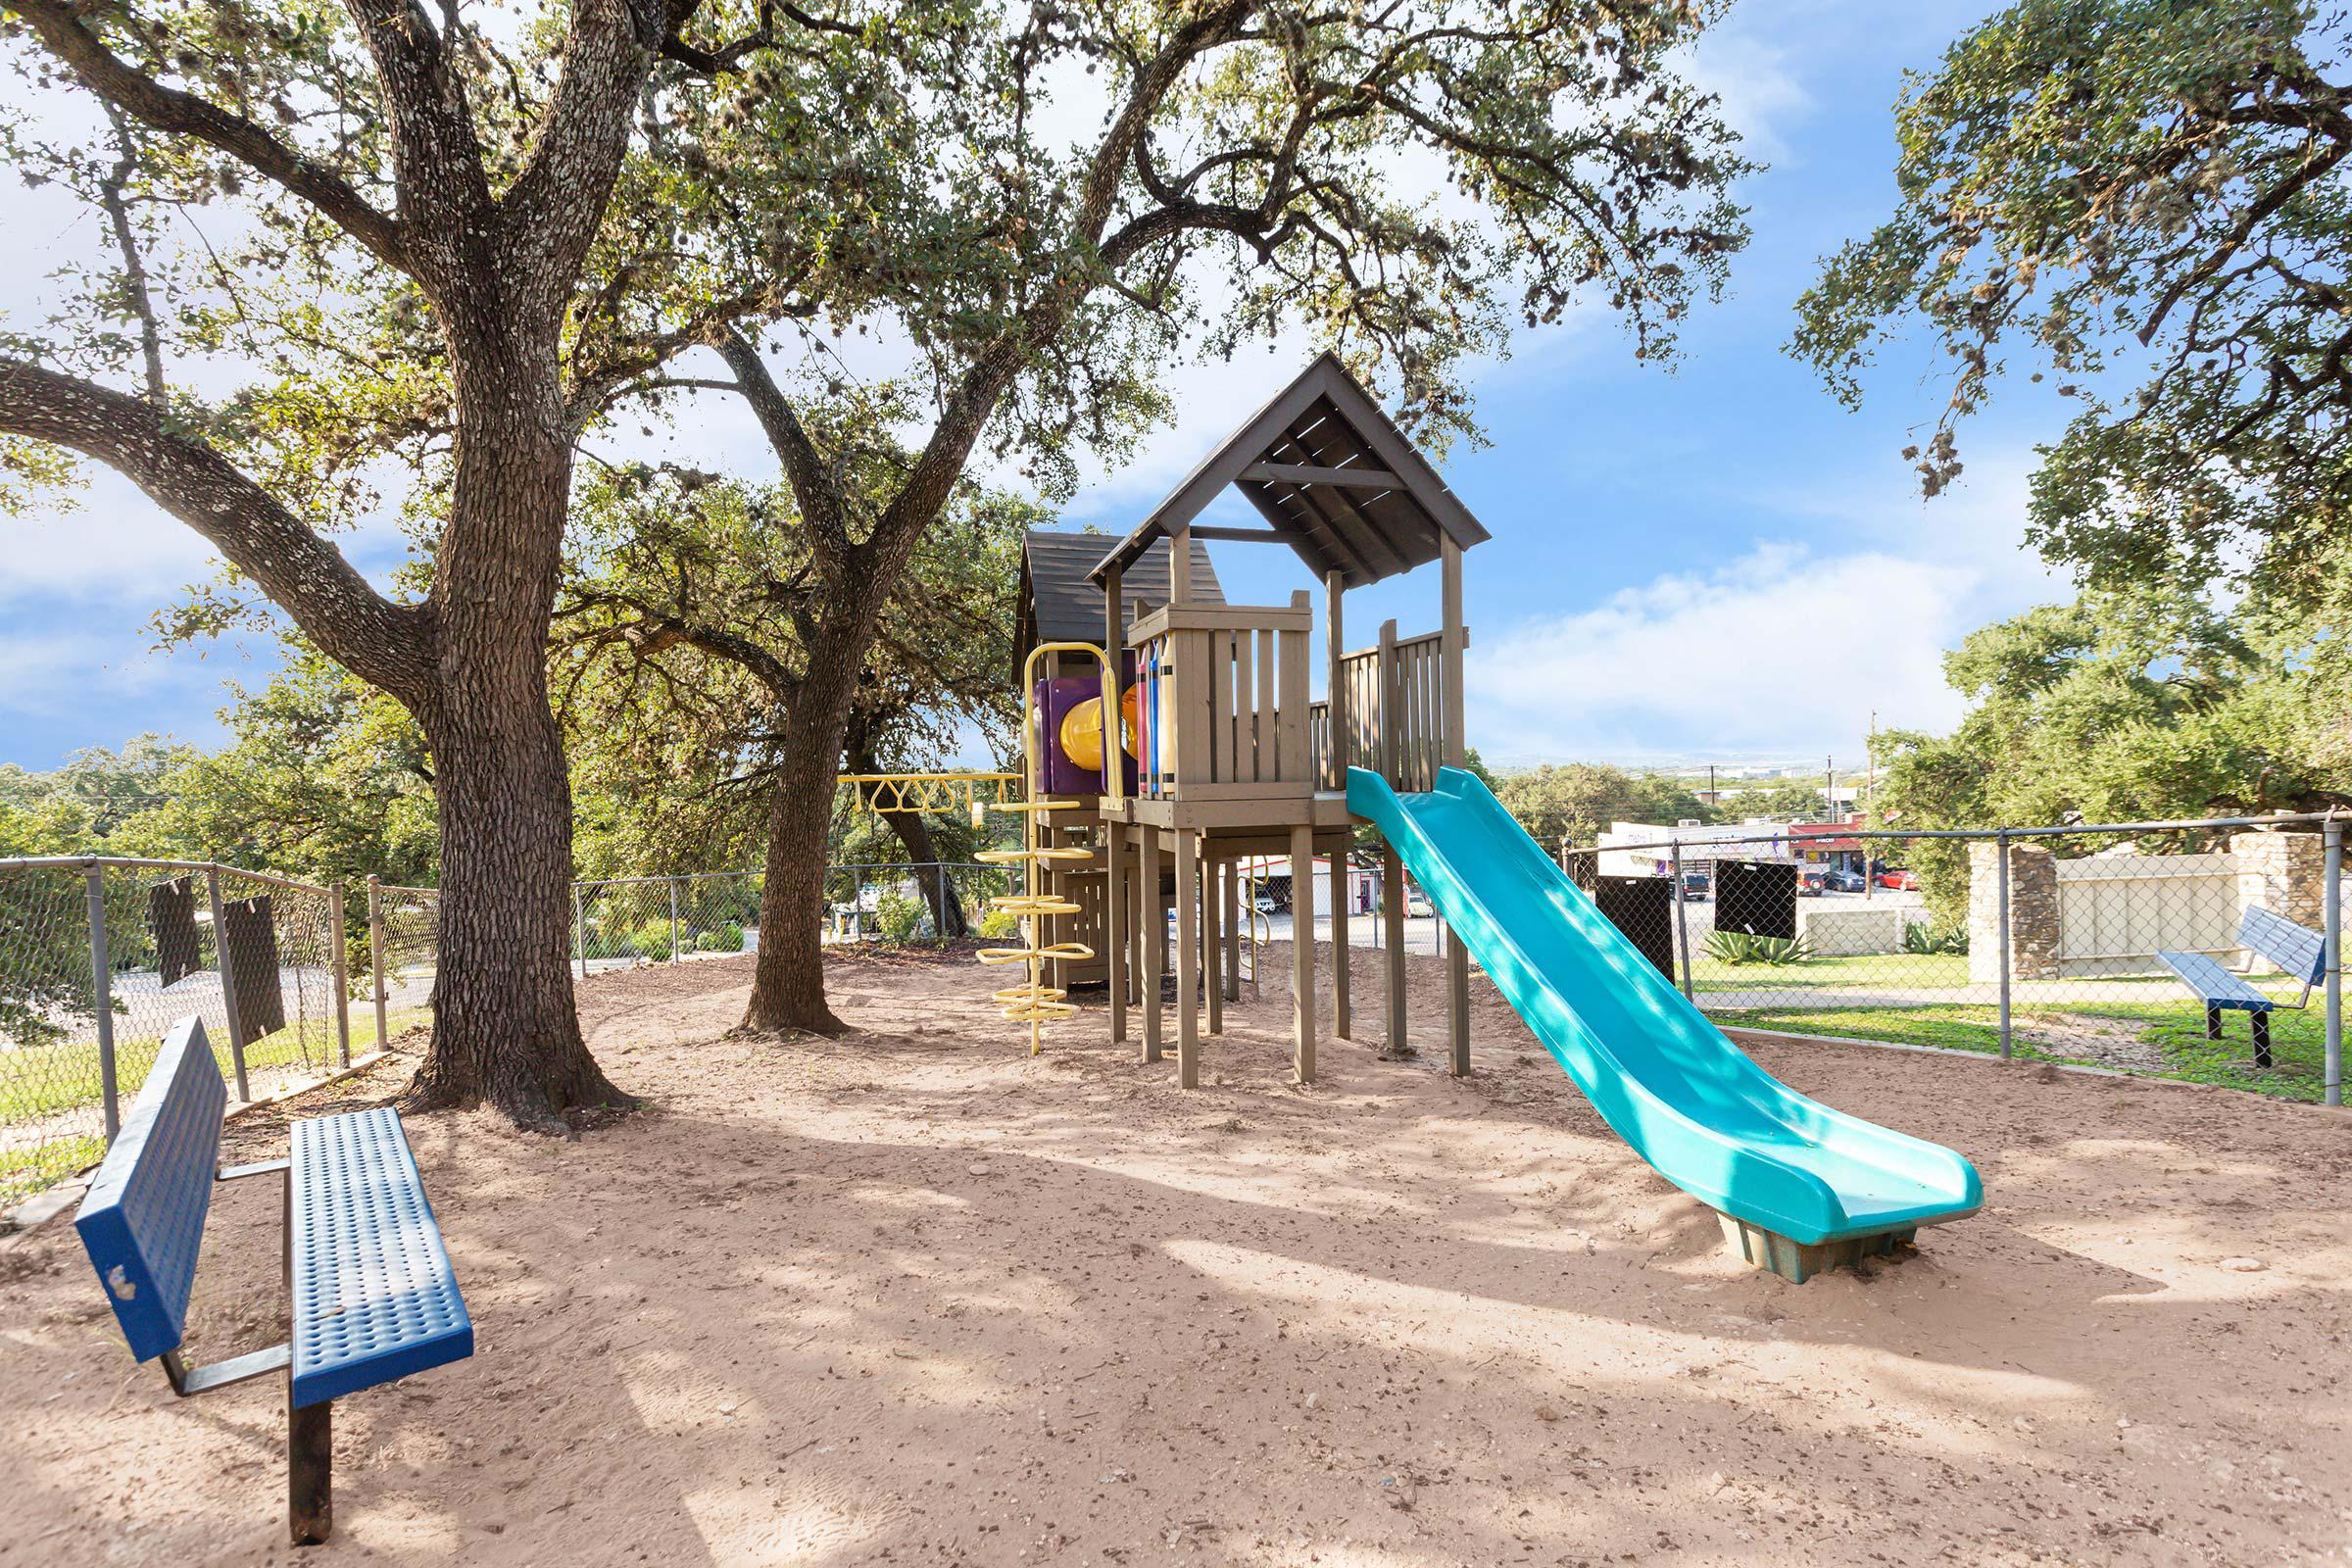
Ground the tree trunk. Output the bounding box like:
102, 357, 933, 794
743, 634, 871, 1034
399, 338, 630, 1126
880, 807, 968, 937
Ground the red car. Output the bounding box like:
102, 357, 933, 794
1875, 868, 1920, 891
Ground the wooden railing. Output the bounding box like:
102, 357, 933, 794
1127, 593, 1315, 800
1308, 622, 1457, 793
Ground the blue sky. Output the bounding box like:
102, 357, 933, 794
0, 0, 2086, 775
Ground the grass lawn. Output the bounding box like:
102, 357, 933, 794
1691, 951, 1973, 993
1, 1005, 429, 1205
1714, 995, 2337, 1102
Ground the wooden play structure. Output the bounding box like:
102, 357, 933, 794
1001, 353, 1489, 1087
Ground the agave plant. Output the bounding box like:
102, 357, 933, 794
1703, 930, 1813, 966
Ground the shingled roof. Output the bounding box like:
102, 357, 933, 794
1015, 529, 1223, 680
1088, 353, 1490, 591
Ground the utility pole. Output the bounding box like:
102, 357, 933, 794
1825, 755, 1836, 823
1707, 763, 1716, 808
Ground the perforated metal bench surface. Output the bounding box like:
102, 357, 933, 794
2154, 950, 2273, 1011
290, 1107, 472, 1408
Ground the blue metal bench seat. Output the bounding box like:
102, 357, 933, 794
2155, 906, 2328, 1069
74, 1015, 471, 1544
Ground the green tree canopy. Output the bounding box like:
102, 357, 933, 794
1491, 762, 1717, 852
1791, 0, 2352, 610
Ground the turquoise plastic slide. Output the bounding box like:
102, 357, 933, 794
1348, 766, 1982, 1246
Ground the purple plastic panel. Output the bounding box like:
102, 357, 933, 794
1035, 675, 1137, 796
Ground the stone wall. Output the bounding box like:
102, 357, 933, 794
2230, 829, 2329, 970
1967, 840, 2060, 985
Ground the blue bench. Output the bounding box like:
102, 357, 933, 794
2155, 906, 2328, 1069
74, 1015, 471, 1544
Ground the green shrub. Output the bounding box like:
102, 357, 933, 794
978, 906, 1020, 939
628, 918, 676, 960
1703, 930, 1812, 966
694, 921, 746, 954
1902, 918, 1970, 956
875, 890, 926, 943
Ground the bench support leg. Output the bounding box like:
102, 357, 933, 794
290, 1396, 332, 1544
2252, 1011, 2273, 1069
2205, 1005, 2223, 1041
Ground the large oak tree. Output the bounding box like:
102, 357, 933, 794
594, 0, 1759, 1033
3, 0, 1754, 1067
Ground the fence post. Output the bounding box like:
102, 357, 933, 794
207, 864, 253, 1102
329, 880, 352, 1069
669, 877, 682, 965
1993, 829, 2014, 1063
2325, 816, 2342, 1108
367, 876, 389, 1053
1669, 840, 1694, 1000
83, 863, 120, 1144
937, 863, 952, 939
573, 884, 588, 978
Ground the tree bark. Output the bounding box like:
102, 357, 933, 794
743, 624, 871, 1034
881, 807, 967, 937
401, 350, 631, 1124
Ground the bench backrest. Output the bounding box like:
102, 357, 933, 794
73, 1015, 226, 1363
2239, 906, 2327, 988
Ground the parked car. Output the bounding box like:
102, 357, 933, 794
1679, 868, 1711, 903
1826, 867, 1867, 894
1875, 867, 1920, 891
1796, 867, 1830, 897
1403, 891, 1435, 918
1252, 893, 1279, 915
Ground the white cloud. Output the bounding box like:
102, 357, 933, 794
0, 623, 241, 730
1466, 448, 2068, 767
1674, 29, 1815, 166
0, 470, 224, 606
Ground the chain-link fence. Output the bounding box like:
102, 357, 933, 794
0, 857, 357, 1208
1560, 813, 2345, 1104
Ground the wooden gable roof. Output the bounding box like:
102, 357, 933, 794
1088, 353, 1490, 591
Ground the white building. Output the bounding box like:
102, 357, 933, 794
1596, 819, 1798, 879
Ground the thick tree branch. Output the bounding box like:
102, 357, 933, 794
6, 0, 408, 270
505, 0, 693, 306
712, 331, 854, 565
341, 0, 496, 261
0, 358, 432, 703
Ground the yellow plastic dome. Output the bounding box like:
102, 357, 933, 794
1057, 693, 1137, 772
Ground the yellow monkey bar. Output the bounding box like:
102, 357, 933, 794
836, 771, 1022, 817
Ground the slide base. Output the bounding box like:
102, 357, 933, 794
1718, 1214, 1918, 1284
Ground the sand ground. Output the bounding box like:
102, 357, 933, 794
2, 942, 2348, 1566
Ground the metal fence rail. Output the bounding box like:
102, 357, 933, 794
1, 857, 354, 1208
15, 818, 2338, 1213
1561, 812, 2344, 1105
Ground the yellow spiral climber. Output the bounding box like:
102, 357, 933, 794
975, 642, 1122, 1054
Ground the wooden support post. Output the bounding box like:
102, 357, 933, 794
1441, 536, 1471, 1077
1140, 831, 1163, 1063
1383, 843, 1407, 1054
1377, 619, 1401, 784
1203, 855, 1223, 1035
1330, 851, 1351, 1040
1325, 567, 1346, 790
1106, 820, 1127, 1043
1175, 833, 1200, 1088
1291, 822, 1316, 1084
1105, 564, 1127, 1037
1221, 857, 1242, 1002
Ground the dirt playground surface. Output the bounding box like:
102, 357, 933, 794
3, 943, 2348, 1566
